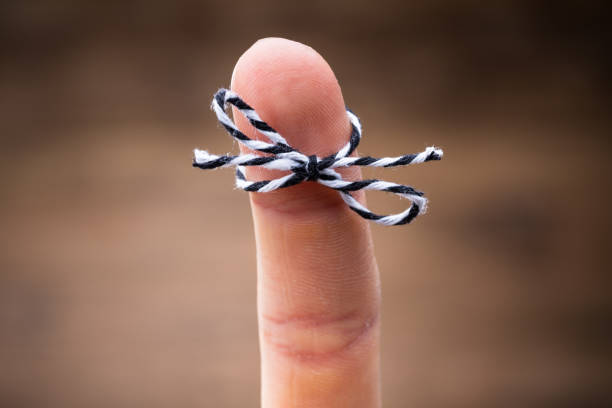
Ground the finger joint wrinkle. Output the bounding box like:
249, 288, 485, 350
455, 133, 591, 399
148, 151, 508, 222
260, 309, 379, 363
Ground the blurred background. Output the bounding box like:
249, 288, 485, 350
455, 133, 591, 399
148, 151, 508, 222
1, 1, 610, 407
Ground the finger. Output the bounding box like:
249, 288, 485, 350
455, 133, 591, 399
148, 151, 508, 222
231, 38, 381, 408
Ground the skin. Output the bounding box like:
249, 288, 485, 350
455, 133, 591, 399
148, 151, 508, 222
231, 38, 381, 408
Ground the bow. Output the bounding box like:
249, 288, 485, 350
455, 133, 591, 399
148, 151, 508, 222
193, 88, 443, 226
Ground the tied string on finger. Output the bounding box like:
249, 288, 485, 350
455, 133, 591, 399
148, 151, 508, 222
193, 88, 443, 226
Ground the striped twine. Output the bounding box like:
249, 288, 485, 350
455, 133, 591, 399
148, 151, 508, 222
193, 88, 443, 226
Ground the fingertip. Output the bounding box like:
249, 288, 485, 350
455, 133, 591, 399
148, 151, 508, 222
228, 38, 363, 214
231, 37, 350, 156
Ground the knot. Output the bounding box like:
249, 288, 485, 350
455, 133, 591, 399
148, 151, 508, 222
304, 155, 320, 181
193, 88, 444, 226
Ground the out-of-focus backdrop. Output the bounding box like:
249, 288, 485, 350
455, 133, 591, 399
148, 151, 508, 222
1, 1, 610, 407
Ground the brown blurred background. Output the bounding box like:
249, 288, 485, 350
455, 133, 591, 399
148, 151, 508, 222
1, 1, 610, 407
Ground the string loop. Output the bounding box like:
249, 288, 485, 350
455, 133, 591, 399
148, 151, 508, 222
193, 88, 443, 226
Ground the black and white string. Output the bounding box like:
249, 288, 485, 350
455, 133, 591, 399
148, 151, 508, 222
193, 88, 443, 226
